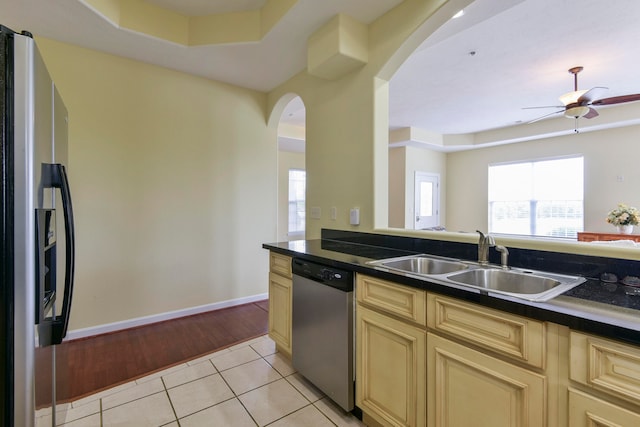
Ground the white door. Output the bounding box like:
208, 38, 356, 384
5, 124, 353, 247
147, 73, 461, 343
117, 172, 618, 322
414, 172, 440, 229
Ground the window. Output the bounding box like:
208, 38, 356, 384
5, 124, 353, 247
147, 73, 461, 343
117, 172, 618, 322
488, 156, 583, 238
288, 169, 306, 235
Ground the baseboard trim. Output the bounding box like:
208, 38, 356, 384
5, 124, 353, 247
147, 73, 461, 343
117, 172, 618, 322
64, 293, 268, 342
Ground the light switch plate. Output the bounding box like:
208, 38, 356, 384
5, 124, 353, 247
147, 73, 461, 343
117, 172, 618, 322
350, 207, 360, 225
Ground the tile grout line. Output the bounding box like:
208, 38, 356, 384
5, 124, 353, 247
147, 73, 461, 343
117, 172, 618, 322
58, 336, 271, 425
161, 376, 181, 426
250, 345, 333, 427
167, 357, 243, 425
212, 353, 260, 427
69, 336, 358, 426
279, 375, 340, 427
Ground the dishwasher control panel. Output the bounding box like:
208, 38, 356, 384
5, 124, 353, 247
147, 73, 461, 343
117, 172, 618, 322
292, 258, 354, 292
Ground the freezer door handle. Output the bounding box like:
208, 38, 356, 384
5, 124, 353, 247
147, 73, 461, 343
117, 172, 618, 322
43, 163, 75, 345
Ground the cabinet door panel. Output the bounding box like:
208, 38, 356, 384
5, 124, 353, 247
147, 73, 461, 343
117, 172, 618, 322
357, 304, 426, 427
428, 333, 546, 427
268, 272, 292, 357
569, 388, 640, 427
570, 331, 640, 406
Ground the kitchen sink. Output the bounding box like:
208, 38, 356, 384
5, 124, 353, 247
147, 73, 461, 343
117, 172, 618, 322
445, 268, 585, 302
367, 254, 585, 302
446, 269, 559, 294
367, 254, 470, 275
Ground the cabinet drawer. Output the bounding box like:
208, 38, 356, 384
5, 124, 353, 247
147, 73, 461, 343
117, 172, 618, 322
570, 331, 640, 406
427, 293, 546, 368
356, 274, 426, 326
269, 252, 292, 278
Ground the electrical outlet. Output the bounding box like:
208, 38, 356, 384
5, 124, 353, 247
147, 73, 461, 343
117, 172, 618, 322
310, 206, 321, 219
330, 207, 337, 220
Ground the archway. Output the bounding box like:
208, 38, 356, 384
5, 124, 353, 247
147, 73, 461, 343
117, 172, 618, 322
269, 94, 307, 241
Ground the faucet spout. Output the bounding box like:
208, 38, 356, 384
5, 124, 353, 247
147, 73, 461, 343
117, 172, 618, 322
495, 245, 509, 269
476, 230, 495, 265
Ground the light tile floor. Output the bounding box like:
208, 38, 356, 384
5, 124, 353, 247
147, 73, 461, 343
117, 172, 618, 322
37, 335, 365, 427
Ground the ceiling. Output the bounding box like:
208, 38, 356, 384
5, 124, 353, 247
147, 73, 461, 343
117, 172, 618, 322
2, 0, 640, 144
390, 0, 640, 135
0, 0, 402, 92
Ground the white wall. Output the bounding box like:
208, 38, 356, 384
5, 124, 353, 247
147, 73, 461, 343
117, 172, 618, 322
37, 38, 277, 330
446, 125, 640, 234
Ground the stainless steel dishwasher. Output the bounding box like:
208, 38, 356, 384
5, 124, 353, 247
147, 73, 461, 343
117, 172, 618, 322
291, 258, 354, 411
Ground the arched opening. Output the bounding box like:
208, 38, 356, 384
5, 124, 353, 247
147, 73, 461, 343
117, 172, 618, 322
381, 0, 640, 241
270, 95, 306, 241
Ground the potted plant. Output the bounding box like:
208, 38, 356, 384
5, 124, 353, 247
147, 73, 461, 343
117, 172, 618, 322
606, 203, 640, 234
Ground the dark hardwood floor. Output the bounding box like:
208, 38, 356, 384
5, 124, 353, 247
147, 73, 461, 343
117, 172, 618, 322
47, 300, 268, 404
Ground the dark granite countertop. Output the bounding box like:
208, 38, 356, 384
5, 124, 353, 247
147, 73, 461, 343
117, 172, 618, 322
263, 238, 640, 346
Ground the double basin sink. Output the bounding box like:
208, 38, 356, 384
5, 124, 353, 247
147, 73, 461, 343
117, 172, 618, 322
367, 254, 586, 302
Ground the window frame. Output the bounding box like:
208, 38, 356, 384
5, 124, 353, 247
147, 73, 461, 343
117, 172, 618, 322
488, 155, 584, 239
287, 168, 306, 237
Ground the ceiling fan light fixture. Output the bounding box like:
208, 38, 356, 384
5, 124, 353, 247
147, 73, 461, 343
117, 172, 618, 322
559, 89, 588, 106
564, 105, 590, 118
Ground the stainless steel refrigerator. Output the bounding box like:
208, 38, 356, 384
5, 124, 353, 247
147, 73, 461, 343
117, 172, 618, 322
1, 26, 76, 427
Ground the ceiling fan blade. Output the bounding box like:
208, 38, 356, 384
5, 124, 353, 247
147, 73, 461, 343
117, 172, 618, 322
591, 94, 640, 106
527, 109, 564, 124
583, 107, 599, 119
578, 87, 608, 104
522, 105, 564, 110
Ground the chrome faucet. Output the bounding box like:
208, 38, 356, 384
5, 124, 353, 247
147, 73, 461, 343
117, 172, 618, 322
476, 230, 495, 265
495, 245, 509, 269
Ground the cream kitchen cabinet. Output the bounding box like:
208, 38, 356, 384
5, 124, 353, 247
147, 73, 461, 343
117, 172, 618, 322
426, 293, 549, 427
356, 275, 561, 427
568, 388, 640, 426
356, 274, 426, 427
568, 331, 640, 426
427, 332, 546, 427
426, 293, 546, 369
268, 252, 292, 358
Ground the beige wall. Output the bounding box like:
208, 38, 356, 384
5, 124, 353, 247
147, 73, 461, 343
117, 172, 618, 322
28, 0, 638, 335
405, 146, 447, 229
36, 38, 277, 330
277, 150, 305, 241
266, 0, 638, 261
388, 147, 406, 228
267, 0, 465, 237
34, 0, 465, 331
389, 146, 447, 229
446, 125, 640, 234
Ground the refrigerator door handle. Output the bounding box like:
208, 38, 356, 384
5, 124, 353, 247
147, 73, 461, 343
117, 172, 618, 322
43, 163, 75, 345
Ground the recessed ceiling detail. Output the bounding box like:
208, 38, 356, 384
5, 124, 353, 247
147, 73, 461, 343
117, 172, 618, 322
146, 0, 268, 17
307, 14, 368, 80
80, 0, 297, 46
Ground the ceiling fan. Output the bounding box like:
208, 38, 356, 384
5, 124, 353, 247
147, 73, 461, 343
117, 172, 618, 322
524, 66, 640, 124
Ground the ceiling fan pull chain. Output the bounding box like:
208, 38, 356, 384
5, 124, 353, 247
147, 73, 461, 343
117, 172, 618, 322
574, 117, 580, 133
